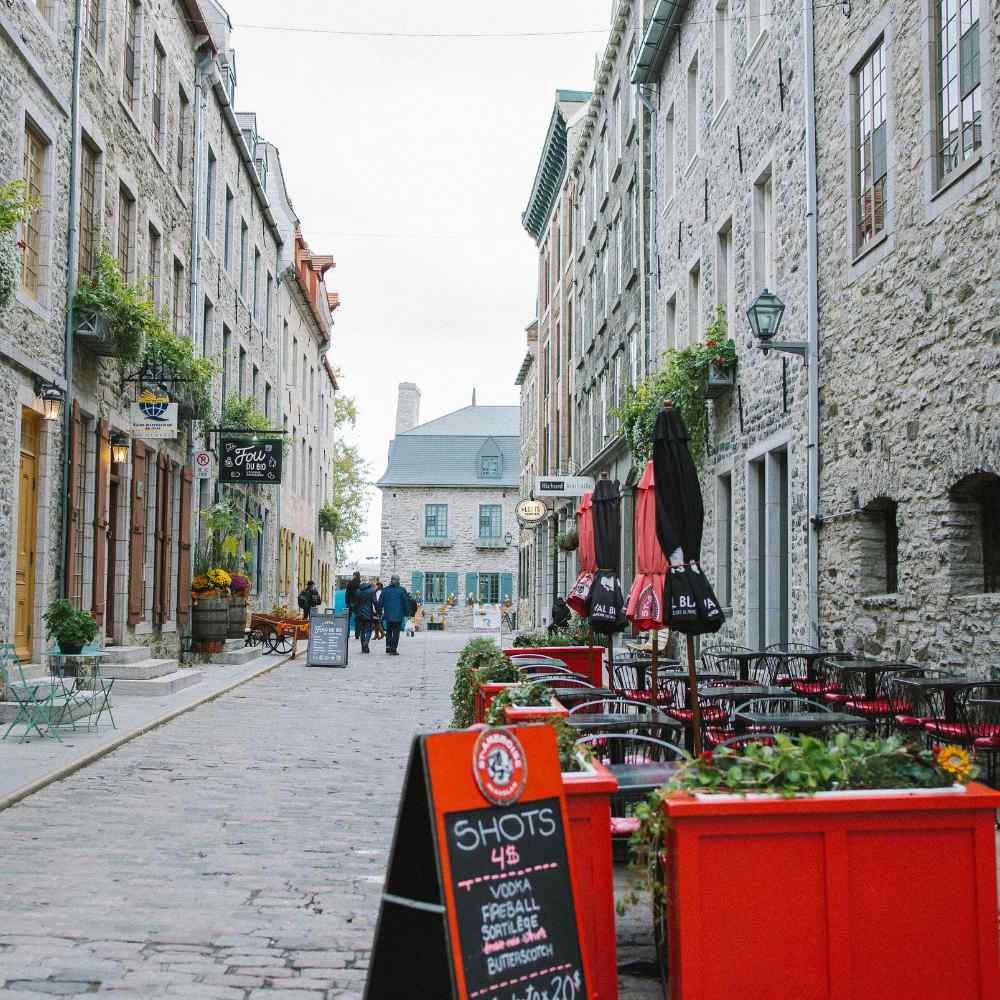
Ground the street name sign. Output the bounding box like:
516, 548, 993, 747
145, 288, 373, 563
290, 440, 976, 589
514, 498, 547, 527
364, 726, 592, 1000
535, 475, 595, 497
219, 437, 282, 484
305, 610, 349, 668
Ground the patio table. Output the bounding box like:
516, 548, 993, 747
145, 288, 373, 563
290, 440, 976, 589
831, 659, 914, 699
697, 685, 789, 701
895, 676, 979, 722
49, 652, 115, 731
608, 760, 678, 794
734, 710, 871, 734
550, 687, 619, 702
612, 657, 680, 694
566, 714, 681, 733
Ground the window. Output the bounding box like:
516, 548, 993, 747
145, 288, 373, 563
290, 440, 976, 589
148, 224, 161, 306
602, 127, 609, 196
152, 39, 165, 149
205, 148, 216, 238
631, 182, 640, 269
600, 371, 608, 441
221, 325, 231, 402
688, 261, 701, 344
717, 219, 733, 321
424, 572, 447, 603
717, 473, 733, 606
664, 106, 675, 202
479, 505, 502, 539
264, 382, 272, 421
565, 300, 573, 363
747, 0, 769, 52
117, 184, 134, 278
223, 188, 234, 267
202, 298, 213, 356
588, 156, 596, 225
238, 345, 246, 395
621, 65, 631, 143
687, 53, 700, 163
123, 1, 139, 109
172, 258, 183, 333
252, 248, 260, 315
665, 294, 677, 348
239, 221, 248, 295
622, 183, 634, 278
854, 40, 888, 251
176, 87, 189, 187
425, 503, 448, 538
613, 86, 622, 160
83, 0, 100, 50
554, 321, 561, 377
859, 498, 899, 595
753, 166, 775, 290
576, 188, 585, 252
714, 2, 730, 112
265, 273, 273, 336
588, 267, 596, 343
948, 474, 1000, 594
78, 140, 99, 283
252, 364, 258, 400
934, 0, 982, 184
478, 573, 500, 604
599, 244, 607, 319
21, 123, 46, 300
628, 41, 637, 123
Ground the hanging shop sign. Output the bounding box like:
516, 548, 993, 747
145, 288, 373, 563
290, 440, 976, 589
365, 725, 592, 1000
219, 437, 282, 484
515, 497, 548, 527
130, 388, 178, 439
535, 475, 595, 498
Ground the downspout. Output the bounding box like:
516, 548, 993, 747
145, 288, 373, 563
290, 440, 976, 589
273, 269, 284, 601
189, 43, 213, 360
637, 86, 657, 375
803, 0, 820, 645
58, 0, 84, 600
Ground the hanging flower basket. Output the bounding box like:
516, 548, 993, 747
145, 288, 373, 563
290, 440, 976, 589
0, 231, 17, 311
556, 529, 579, 552
705, 363, 736, 399
74, 307, 121, 356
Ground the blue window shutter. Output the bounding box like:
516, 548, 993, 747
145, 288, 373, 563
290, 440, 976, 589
411, 571, 424, 600
446, 572, 459, 602
500, 573, 513, 603
465, 572, 478, 603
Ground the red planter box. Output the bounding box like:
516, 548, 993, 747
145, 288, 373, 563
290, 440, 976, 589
503, 697, 569, 724
661, 782, 1000, 1000
503, 645, 606, 687
474, 681, 510, 724
563, 757, 619, 1000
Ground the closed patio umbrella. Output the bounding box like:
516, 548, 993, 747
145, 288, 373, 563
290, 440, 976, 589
565, 492, 595, 614
589, 475, 626, 636
653, 402, 726, 754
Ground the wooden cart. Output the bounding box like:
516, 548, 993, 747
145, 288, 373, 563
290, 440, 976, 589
247, 613, 309, 655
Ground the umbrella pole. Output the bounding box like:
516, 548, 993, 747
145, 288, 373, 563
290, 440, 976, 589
651, 630, 659, 707
687, 635, 703, 756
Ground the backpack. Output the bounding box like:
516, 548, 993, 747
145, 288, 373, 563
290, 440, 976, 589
297, 588, 310, 613
405, 591, 418, 617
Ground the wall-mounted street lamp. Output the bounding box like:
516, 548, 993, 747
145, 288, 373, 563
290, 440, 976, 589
504, 532, 514, 546
110, 432, 130, 465
747, 289, 807, 357
34, 378, 65, 421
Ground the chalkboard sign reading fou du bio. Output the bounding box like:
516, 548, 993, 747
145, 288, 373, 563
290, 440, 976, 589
306, 610, 349, 668
364, 726, 592, 1000
219, 437, 282, 484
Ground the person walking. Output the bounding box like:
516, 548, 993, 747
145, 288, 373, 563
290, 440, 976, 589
354, 579, 377, 653
372, 578, 386, 641
298, 579, 322, 619
378, 575, 412, 655
550, 595, 571, 633
345, 571, 361, 639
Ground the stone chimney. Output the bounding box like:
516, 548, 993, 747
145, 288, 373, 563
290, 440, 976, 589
395, 382, 421, 434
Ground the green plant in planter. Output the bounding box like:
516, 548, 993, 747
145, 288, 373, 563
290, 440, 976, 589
42, 599, 99, 653
512, 614, 592, 649
485, 682, 551, 725
614, 311, 737, 467
552, 717, 591, 773
450, 639, 521, 728
318, 503, 339, 535
145, 319, 216, 424
201, 497, 261, 572
556, 529, 579, 552
221, 393, 286, 451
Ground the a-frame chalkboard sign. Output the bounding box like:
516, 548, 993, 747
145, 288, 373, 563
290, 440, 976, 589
364, 726, 592, 1000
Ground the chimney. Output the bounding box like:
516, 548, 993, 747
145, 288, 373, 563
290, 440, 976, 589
395, 382, 421, 434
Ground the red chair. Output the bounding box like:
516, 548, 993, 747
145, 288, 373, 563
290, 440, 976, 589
838, 667, 924, 735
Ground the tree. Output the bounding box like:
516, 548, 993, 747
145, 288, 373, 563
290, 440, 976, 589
328, 373, 370, 563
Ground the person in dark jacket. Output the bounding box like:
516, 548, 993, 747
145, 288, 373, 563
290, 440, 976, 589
345, 571, 361, 638
354, 580, 377, 653
378, 575, 411, 655
550, 596, 571, 632
298, 580, 322, 618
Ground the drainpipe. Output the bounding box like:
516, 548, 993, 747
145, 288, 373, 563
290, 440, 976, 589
189, 44, 213, 360
637, 85, 657, 374
58, 0, 85, 600
803, 0, 821, 645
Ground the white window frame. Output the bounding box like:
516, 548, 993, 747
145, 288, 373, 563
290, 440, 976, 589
688, 260, 701, 346
664, 105, 675, 204
716, 216, 734, 324
614, 210, 623, 298
752, 162, 775, 293
747, 0, 770, 61
714, 1, 731, 118
16, 107, 56, 316
665, 293, 677, 350
686, 52, 700, 166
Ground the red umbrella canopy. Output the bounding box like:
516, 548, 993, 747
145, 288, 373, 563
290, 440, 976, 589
626, 462, 667, 630
576, 491, 596, 574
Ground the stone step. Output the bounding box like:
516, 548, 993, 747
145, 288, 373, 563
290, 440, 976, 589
111, 669, 203, 697
223, 638, 248, 652
102, 658, 178, 681
210, 646, 263, 666
0, 690, 98, 724
102, 645, 154, 665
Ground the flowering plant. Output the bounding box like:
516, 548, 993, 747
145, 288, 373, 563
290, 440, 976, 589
229, 573, 250, 595
191, 574, 214, 593
207, 568, 232, 591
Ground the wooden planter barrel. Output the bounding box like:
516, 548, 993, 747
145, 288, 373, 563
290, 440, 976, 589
227, 596, 248, 639
192, 596, 229, 645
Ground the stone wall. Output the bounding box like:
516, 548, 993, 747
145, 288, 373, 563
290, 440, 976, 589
812, 1, 1000, 673
379, 485, 519, 630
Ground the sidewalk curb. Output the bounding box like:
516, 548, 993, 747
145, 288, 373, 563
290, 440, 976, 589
0, 653, 293, 814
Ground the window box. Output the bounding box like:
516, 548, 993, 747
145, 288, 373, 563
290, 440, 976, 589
474, 537, 506, 549
419, 537, 451, 549
704, 363, 735, 399
74, 308, 119, 356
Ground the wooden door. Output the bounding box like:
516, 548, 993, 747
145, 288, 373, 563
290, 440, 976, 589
15, 410, 41, 661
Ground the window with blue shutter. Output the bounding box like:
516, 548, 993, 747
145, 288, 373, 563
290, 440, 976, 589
445, 572, 459, 603
411, 571, 424, 601
465, 572, 478, 604
500, 573, 514, 604
478, 573, 500, 603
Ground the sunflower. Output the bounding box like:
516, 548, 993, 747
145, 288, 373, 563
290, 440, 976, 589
937, 745, 973, 781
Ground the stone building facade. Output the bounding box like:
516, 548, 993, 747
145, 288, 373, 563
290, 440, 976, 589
377, 387, 519, 631
634, 0, 814, 648
812, 1, 999, 673
514, 320, 538, 628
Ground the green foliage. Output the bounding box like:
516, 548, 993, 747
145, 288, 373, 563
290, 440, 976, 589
556, 530, 579, 552
485, 682, 551, 725
0, 179, 37, 233
614, 308, 737, 467
145, 320, 216, 423
450, 639, 521, 728
328, 390, 370, 561
318, 503, 339, 535
201, 497, 261, 572
551, 717, 591, 773
512, 614, 592, 648
42, 600, 99, 648
221, 393, 284, 451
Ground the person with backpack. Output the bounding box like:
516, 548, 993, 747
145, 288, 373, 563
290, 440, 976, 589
354, 579, 378, 653
345, 571, 362, 638
378, 575, 414, 656
298, 580, 322, 619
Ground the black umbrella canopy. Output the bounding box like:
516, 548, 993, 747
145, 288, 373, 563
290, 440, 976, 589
591, 477, 622, 572
652, 405, 704, 562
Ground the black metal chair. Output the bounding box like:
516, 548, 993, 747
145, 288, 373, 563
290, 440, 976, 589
701, 643, 762, 683
924, 683, 1000, 781
613, 661, 675, 707
764, 641, 823, 686
517, 663, 578, 678
709, 731, 784, 753
839, 666, 927, 736
531, 674, 595, 690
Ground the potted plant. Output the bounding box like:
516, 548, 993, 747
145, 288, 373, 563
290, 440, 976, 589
42, 599, 98, 657
73, 249, 150, 363
190, 556, 232, 652
504, 614, 606, 686
318, 502, 338, 535
146, 322, 216, 424
556, 529, 579, 552
227, 573, 250, 639
703, 307, 737, 400
486, 681, 569, 725
628, 734, 1000, 1000
449, 638, 521, 728
0, 180, 37, 311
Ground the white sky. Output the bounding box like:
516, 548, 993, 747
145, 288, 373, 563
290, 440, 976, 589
231, 0, 612, 561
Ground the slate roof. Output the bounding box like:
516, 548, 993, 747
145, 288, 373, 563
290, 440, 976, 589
377, 405, 520, 488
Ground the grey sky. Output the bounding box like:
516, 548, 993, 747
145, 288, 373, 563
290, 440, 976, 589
232, 0, 611, 561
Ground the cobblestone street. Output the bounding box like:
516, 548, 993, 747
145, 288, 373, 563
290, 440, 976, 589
0, 633, 658, 999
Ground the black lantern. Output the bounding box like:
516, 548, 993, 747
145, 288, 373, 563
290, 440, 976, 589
746, 288, 786, 342
504, 531, 514, 546
34, 378, 65, 421
110, 432, 130, 465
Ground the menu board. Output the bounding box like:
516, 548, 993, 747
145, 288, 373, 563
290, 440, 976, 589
306, 611, 349, 668
444, 798, 587, 1000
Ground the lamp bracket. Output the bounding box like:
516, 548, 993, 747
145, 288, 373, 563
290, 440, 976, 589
760, 340, 808, 358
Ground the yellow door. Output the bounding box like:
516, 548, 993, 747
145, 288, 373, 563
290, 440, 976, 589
15, 409, 41, 661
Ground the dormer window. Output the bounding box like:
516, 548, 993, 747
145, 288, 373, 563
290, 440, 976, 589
480, 455, 500, 478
